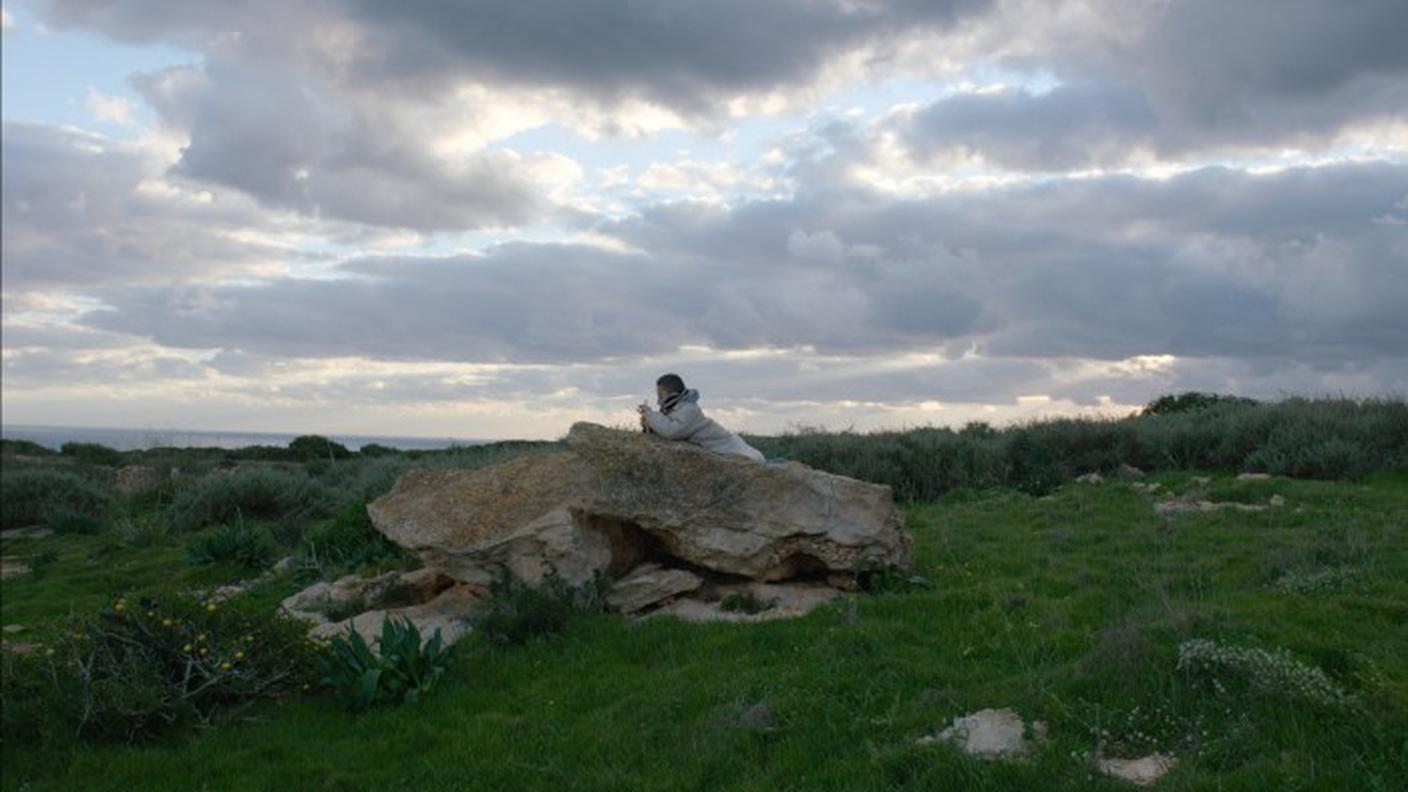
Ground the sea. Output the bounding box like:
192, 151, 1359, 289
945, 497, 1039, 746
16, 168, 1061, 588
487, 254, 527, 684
0, 424, 487, 453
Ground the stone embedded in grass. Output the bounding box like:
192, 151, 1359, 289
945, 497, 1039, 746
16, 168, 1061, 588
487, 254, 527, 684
918, 708, 1047, 761
1130, 482, 1162, 494
0, 557, 31, 579
1154, 499, 1270, 517
1076, 472, 1104, 484
1097, 753, 1178, 786
707, 699, 777, 733
1117, 464, 1145, 479
1191, 476, 1212, 486
648, 583, 841, 623
1236, 472, 1271, 481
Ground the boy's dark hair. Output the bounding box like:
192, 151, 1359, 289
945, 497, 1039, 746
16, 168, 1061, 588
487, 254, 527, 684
656, 373, 686, 395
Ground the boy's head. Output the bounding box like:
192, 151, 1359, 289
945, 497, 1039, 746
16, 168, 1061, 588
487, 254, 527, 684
656, 373, 685, 403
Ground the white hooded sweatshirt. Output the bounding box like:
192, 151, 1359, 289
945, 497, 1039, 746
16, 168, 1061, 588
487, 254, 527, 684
643, 390, 764, 462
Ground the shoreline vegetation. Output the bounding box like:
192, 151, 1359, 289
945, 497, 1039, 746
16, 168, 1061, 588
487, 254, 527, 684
3, 393, 1406, 789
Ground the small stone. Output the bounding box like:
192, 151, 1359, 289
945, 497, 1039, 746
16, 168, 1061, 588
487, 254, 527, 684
1191, 476, 1212, 486
0, 558, 31, 580
1236, 472, 1271, 481
2, 624, 25, 634
924, 708, 1046, 761
1117, 464, 1145, 479
1097, 753, 1179, 786
1269, 495, 1286, 508
1076, 472, 1104, 484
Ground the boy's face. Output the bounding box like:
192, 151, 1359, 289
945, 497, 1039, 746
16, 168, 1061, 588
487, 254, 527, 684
656, 385, 671, 405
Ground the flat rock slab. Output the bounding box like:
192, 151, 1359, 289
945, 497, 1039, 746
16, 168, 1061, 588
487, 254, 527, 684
1098, 753, 1178, 786
648, 583, 843, 623
606, 564, 702, 613
309, 584, 482, 652
920, 708, 1047, 761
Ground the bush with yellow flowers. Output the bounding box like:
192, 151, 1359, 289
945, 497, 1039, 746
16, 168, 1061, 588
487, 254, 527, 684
1, 592, 321, 745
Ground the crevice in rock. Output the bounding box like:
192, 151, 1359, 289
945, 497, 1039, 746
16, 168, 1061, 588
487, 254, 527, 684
574, 511, 671, 578
778, 552, 830, 582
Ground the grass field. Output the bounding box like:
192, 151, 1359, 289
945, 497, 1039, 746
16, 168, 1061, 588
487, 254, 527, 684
4, 470, 1405, 790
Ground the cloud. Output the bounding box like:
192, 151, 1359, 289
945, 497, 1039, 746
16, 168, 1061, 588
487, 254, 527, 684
85, 87, 137, 125
129, 60, 564, 232
2, 7, 14, 32
76, 161, 1408, 372
0, 122, 309, 290
33, 0, 995, 116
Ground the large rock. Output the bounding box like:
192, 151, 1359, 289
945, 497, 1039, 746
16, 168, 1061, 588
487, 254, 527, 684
368, 422, 910, 592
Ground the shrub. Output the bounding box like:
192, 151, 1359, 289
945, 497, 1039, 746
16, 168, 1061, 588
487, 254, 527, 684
1143, 392, 1259, 415
475, 569, 605, 646
168, 467, 332, 533
59, 441, 125, 467
115, 514, 173, 548
1, 468, 113, 530
28, 549, 60, 577
187, 522, 278, 569
0, 593, 319, 745
1177, 638, 1351, 709
47, 508, 106, 535
317, 617, 452, 712
301, 501, 406, 579
357, 443, 402, 458
288, 435, 352, 462
0, 438, 55, 456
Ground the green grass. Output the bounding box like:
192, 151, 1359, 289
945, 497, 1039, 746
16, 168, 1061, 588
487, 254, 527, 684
3, 472, 1406, 790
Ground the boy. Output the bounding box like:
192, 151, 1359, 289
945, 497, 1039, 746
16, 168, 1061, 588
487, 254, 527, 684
638, 374, 765, 462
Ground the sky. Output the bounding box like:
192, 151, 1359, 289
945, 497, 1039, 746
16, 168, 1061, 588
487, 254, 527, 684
2, 0, 1406, 441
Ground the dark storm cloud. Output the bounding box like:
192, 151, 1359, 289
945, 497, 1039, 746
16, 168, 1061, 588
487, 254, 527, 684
34, 0, 994, 112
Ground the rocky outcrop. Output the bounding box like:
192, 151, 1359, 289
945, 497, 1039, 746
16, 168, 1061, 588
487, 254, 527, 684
286, 421, 911, 646
368, 422, 909, 595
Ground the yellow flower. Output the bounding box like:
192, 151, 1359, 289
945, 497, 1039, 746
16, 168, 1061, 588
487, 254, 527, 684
300, 683, 310, 691
183, 644, 193, 652
114, 603, 126, 613
206, 604, 217, 613
162, 619, 174, 627
220, 662, 232, 671
200, 648, 209, 656
235, 651, 244, 660
146, 611, 156, 618
244, 634, 254, 642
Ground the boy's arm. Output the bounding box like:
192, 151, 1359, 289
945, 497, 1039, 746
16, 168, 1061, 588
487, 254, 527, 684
644, 404, 700, 440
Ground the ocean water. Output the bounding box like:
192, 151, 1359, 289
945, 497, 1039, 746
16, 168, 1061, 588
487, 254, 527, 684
0, 424, 486, 452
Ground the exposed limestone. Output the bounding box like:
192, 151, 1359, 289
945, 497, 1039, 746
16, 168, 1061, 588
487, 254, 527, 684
0, 558, 30, 580
1097, 753, 1179, 786
605, 564, 702, 613
309, 584, 481, 650
289, 422, 911, 644
918, 708, 1047, 760
648, 582, 843, 623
